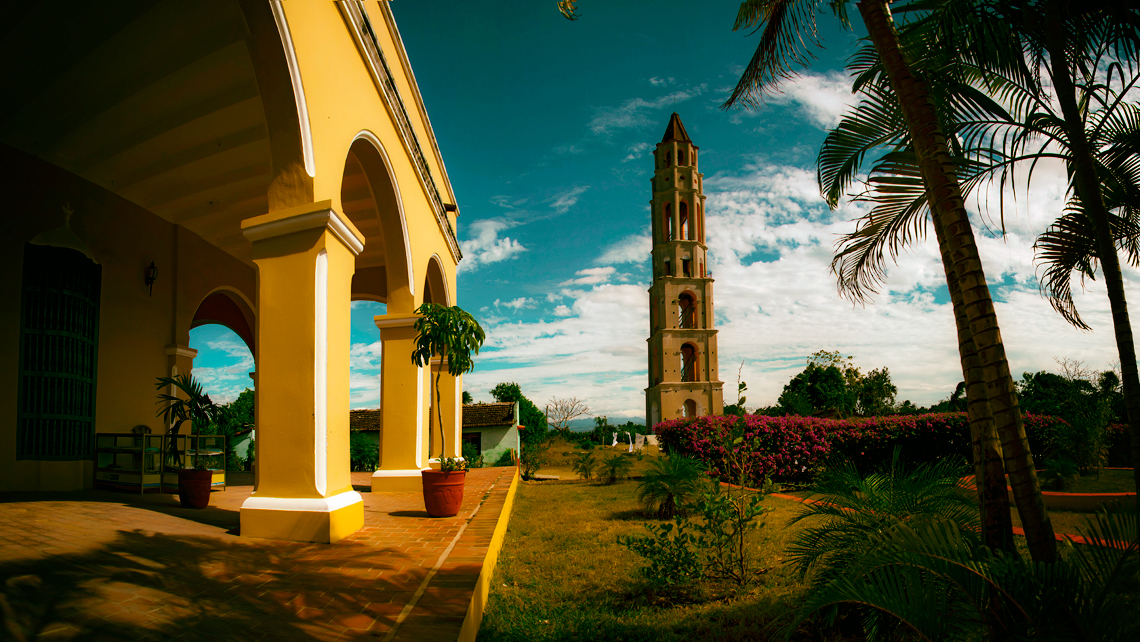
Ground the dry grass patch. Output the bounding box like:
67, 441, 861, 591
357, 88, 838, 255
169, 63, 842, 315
479, 479, 837, 642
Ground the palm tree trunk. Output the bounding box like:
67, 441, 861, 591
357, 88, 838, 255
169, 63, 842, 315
947, 259, 1016, 553
1044, 1, 1140, 535
857, 0, 1057, 562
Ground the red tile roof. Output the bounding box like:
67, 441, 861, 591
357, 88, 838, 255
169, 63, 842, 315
462, 402, 516, 428
349, 409, 382, 432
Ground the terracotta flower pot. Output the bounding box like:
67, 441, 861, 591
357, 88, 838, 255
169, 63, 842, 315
177, 469, 214, 509
421, 469, 466, 517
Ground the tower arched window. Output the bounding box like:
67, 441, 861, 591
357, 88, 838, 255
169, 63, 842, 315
680, 343, 699, 382
679, 202, 689, 240
665, 152, 671, 167
678, 150, 685, 165
683, 399, 697, 418
678, 292, 696, 329
663, 203, 673, 241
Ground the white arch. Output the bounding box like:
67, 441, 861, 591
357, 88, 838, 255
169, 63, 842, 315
270, 1, 315, 178
350, 129, 416, 299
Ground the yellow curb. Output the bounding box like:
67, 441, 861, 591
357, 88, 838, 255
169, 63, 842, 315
458, 467, 520, 642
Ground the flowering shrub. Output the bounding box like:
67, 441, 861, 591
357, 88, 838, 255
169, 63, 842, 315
655, 412, 1068, 482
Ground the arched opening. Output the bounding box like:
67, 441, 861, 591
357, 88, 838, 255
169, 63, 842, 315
678, 292, 696, 329
424, 255, 449, 306
191, 290, 255, 355
665, 151, 671, 167
678, 150, 685, 165
664, 260, 671, 277
679, 201, 689, 241
188, 321, 256, 471
663, 203, 672, 241
683, 399, 697, 418
343, 135, 413, 312
680, 343, 699, 382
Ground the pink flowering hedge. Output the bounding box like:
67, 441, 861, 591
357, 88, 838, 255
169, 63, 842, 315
654, 412, 1068, 482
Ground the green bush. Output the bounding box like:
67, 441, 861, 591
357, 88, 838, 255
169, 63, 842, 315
519, 440, 549, 480
571, 451, 597, 480
636, 455, 704, 519
461, 441, 484, 468
349, 431, 379, 472
493, 449, 514, 467
600, 453, 633, 485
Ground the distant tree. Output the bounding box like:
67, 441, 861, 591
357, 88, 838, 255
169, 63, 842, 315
778, 363, 855, 417
546, 396, 591, 433
492, 381, 547, 445
462, 390, 473, 404
856, 367, 897, 416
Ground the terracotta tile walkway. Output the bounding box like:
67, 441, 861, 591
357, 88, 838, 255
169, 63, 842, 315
0, 467, 517, 641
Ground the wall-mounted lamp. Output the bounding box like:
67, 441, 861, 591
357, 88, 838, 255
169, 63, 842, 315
145, 261, 157, 296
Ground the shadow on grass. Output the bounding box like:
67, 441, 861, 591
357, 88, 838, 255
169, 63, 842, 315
0, 527, 424, 641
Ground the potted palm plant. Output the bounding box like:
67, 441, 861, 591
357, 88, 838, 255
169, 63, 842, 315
412, 302, 485, 517
155, 373, 220, 509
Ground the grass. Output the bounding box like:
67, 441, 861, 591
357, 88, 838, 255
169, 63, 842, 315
1051, 468, 1137, 494
535, 436, 664, 480
478, 478, 841, 642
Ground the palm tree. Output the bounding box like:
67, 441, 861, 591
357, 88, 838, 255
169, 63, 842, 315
636, 455, 705, 518
155, 373, 220, 469
823, 1, 1140, 545
725, 0, 1057, 561
787, 451, 978, 588
411, 303, 486, 461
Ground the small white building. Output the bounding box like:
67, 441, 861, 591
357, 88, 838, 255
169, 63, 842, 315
461, 402, 520, 465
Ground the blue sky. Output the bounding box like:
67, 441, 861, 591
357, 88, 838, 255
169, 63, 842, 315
191, 1, 1133, 421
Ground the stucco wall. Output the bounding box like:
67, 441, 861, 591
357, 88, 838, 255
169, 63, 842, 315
0, 148, 256, 491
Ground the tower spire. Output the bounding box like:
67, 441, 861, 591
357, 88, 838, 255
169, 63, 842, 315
660, 112, 691, 143
645, 114, 723, 428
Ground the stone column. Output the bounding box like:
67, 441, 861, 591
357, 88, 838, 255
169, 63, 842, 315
371, 314, 426, 492
237, 202, 364, 544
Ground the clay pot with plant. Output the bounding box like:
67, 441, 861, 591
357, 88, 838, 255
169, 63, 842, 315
155, 373, 220, 509
412, 302, 485, 517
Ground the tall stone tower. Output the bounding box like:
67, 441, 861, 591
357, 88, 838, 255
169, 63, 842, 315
646, 113, 723, 428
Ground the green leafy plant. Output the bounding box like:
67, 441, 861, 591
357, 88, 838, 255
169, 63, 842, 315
439, 456, 467, 473
411, 303, 485, 462
349, 431, 379, 472
155, 373, 220, 470
461, 442, 484, 468
636, 455, 704, 519
600, 453, 633, 485
519, 440, 548, 480
786, 449, 977, 589
571, 450, 597, 480
787, 508, 1140, 641
493, 449, 514, 467
618, 519, 701, 593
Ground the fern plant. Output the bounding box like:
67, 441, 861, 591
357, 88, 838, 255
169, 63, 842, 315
787, 449, 977, 588
600, 453, 633, 485
571, 450, 597, 480
636, 455, 703, 518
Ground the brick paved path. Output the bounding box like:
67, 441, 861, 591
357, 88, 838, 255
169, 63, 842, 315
0, 467, 517, 641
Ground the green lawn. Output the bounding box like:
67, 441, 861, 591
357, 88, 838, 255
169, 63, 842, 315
1053, 468, 1136, 494
478, 479, 843, 642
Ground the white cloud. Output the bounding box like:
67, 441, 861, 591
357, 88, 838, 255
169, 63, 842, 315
731, 71, 856, 129
461, 156, 1129, 421
560, 266, 616, 286
548, 186, 589, 214
649, 76, 675, 87
459, 219, 527, 271
589, 84, 708, 135
495, 297, 537, 312
598, 234, 651, 264
622, 142, 651, 162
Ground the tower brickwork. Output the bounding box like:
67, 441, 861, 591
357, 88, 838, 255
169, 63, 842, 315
646, 113, 724, 428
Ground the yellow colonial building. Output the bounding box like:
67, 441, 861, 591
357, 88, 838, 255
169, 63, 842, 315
0, 1, 464, 543
645, 114, 724, 426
